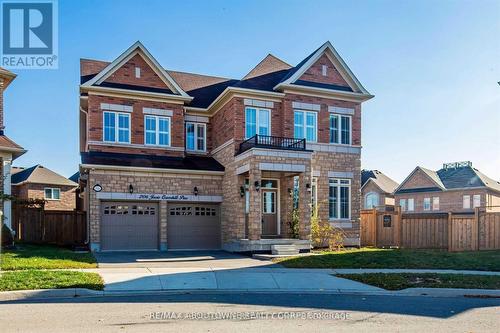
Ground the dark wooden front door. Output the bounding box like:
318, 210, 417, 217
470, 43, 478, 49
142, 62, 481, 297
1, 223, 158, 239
261, 189, 278, 235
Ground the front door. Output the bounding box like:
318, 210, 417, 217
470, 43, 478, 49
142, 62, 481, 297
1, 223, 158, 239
262, 189, 278, 236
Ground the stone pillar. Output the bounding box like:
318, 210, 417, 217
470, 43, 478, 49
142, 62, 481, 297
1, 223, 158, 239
160, 201, 168, 251
298, 171, 312, 240
2, 156, 12, 230
247, 164, 261, 240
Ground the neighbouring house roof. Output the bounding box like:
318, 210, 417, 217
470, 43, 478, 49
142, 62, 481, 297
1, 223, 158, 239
0, 66, 17, 88
0, 134, 26, 159
69, 171, 80, 183
361, 170, 399, 194
80, 41, 373, 109
81, 151, 225, 172
395, 164, 500, 194
11, 165, 78, 187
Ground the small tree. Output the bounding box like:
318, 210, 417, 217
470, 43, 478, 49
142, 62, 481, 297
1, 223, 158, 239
310, 204, 346, 251
287, 208, 300, 239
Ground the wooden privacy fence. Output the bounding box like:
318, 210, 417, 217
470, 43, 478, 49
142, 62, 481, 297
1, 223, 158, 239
360, 208, 500, 252
12, 205, 87, 246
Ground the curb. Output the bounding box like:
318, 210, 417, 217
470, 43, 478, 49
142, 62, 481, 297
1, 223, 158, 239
1, 287, 499, 301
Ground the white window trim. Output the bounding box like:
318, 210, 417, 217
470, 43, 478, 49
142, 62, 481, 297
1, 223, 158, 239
473, 194, 481, 208
423, 197, 431, 211
463, 195, 471, 209
103, 111, 131, 144
329, 113, 352, 145
144, 115, 171, 147
245, 106, 271, 139
329, 178, 351, 220
186, 122, 207, 152
44, 187, 61, 201
294, 109, 318, 143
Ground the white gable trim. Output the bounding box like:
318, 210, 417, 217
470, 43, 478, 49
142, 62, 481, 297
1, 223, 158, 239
274, 41, 371, 95
81, 41, 190, 98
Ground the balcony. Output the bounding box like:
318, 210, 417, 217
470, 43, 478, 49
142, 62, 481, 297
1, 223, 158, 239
237, 135, 307, 155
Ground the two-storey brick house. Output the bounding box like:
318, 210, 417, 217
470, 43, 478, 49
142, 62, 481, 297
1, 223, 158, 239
394, 162, 500, 214
79, 41, 373, 252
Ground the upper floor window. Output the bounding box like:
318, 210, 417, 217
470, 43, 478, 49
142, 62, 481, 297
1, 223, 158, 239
423, 197, 431, 211
104, 111, 130, 143
294, 110, 317, 142
399, 198, 407, 211
365, 192, 379, 209
408, 198, 415, 211
44, 188, 60, 200
186, 122, 206, 152
432, 197, 440, 211
463, 195, 471, 209
245, 107, 270, 139
329, 114, 351, 145
329, 178, 350, 219
145, 115, 170, 146
473, 194, 481, 208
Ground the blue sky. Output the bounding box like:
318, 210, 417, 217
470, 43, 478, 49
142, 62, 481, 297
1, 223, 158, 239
5, 0, 499, 182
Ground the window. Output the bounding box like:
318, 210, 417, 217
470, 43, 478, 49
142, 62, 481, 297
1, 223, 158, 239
432, 197, 440, 211
463, 195, 471, 209
329, 178, 350, 219
473, 194, 481, 208
408, 198, 415, 211
399, 199, 407, 211
44, 188, 60, 200
145, 115, 170, 146
262, 192, 276, 214
365, 192, 379, 209
186, 122, 206, 151
103, 111, 130, 143
322, 64, 328, 76
135, 67, 141, 78
329, 114, 351, 144
294, 110, 317, 142
245, 107, 270, 138
423, 198, 431, 211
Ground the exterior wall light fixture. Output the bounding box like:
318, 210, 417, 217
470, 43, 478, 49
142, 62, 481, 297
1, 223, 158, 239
254, 181, 260, 191
128, 184, 134, 194
193, 186, 199, 196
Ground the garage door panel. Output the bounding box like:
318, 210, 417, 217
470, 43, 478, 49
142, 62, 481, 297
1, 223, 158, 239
168, 203, 221, 250
101, 202, 158, 251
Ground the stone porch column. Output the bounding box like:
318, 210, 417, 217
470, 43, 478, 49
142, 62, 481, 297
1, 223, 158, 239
298, 171, 312, 240
247, 164, 261, 240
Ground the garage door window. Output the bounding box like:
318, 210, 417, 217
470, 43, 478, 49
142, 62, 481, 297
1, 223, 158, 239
170, 206, 193, 216
195, 206, 217, 216
132, 205, 155, 215
104, 205, 129, 215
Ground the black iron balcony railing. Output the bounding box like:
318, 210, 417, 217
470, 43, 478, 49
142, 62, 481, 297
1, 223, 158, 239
237, 135, 307, 155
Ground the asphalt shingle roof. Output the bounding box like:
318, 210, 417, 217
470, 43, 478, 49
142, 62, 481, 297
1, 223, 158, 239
11, 165, 77, 187
361, 170, 399, 194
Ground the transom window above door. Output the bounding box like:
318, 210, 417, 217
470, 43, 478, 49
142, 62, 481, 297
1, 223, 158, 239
145, 115, 170, 146
294, 110, 317, 142
245, 107, 270, 138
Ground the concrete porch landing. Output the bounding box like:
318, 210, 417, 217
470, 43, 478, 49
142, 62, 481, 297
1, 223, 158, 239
223, 238, 311, 252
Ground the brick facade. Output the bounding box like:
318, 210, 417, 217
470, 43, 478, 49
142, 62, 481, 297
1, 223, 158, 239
361, 180, 395, 210
13, 183, 77, 210
299, 54, 350, 88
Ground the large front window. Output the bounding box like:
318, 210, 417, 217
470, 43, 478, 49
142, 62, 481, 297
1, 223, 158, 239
186, 122, 206, 151
329, 178, 350, 219
104, 111, 130, 143
294, 110, 317, 142
329, 114, 351, 144
365, 192, 379, 209
145, 115, 170, 146
245, 107, 270, 138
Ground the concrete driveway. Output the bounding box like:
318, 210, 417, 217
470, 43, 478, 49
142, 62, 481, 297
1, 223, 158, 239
94, 251, 276, 269
89, 251, 380, 293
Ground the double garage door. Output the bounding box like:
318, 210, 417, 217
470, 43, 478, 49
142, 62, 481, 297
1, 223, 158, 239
100, 202, 220, 251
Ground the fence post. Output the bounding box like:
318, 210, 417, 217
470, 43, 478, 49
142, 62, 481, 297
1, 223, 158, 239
447, 212, 453, 252
474, 207, 480, 251
372, 208, 378, 247
396, 206, 402, 247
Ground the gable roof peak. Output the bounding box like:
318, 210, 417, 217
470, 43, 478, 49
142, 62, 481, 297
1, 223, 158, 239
242, 53, 292, 80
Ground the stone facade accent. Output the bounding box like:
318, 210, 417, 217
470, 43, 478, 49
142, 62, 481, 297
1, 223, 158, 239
86, 168, 223, 250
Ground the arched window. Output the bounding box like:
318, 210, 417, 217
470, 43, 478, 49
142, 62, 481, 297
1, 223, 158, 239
365, 192, 379, 209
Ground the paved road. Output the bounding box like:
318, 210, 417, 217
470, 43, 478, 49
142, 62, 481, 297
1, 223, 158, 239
1, 293, 499, 332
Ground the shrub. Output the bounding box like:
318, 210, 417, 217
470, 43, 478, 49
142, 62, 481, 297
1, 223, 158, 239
310, 206, 345, 250
1, 223, 14, 249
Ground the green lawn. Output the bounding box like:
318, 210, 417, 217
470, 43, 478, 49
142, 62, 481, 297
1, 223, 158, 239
275, 248, 500, 271
1, 244, 97, 270
0, 270, 103, 291
337, 273, 500, 290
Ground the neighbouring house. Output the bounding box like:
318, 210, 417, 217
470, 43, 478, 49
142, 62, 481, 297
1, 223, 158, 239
11, 165, 78, 211
69, 171, 84, 210
78, 41, 373, 252
394, 161, 500, 214
0, 67, 26, 231
361, 170, 399, 210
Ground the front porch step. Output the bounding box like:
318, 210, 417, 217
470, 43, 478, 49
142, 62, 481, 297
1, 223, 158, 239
271, 244, 299, 255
